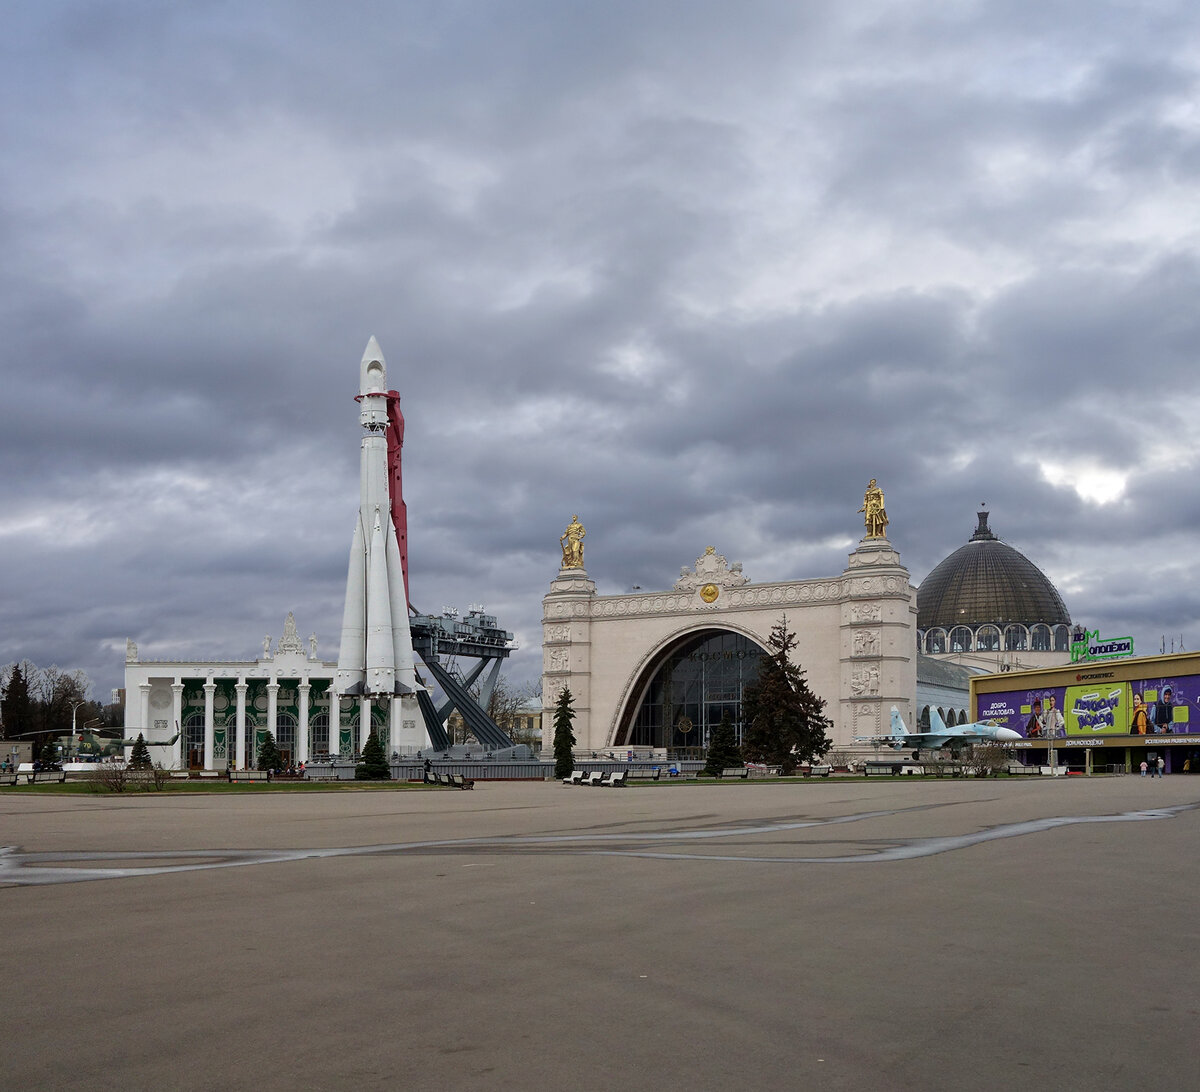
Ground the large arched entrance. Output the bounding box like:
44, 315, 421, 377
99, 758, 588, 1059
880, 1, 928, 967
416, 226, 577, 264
613, 629, 767, 750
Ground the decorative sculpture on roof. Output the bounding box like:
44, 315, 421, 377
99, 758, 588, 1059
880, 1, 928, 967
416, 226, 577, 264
277, 611, 304, 654
674, 546, 749, 596
859, 479, 889, 539
560, 514, 586, 569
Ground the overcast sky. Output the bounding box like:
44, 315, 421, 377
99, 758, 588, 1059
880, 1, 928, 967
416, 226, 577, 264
4, 0, 1200, 699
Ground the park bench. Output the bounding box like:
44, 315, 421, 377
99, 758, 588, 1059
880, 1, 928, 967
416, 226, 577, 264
720, 767, 749, 779
599, 770, 628, 787
24, 769, 67, 784
562, 770, 585, 785
627, 768, 661, 781
801, 764, 832, 778
747, 765, 783, 778
228, 770, 271, 783
863, 762, 924, 776
424, 771, 473, 789
0, 770, 19, 787
170, 771, 191, 780
580, 771, 604, 786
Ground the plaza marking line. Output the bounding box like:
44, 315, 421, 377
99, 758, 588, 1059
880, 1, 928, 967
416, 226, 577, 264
0, 803, 1195, 888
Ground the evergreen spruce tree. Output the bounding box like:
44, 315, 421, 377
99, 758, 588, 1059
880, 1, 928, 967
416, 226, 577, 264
355, 730, 391, 780
1, 663, 33, 739
39, 739, 60, 766
741, 616, 832, 775
703, 709, 742, 777
128, 733, 152, 770
256, 731, 283, 772
552, 687, 577, 781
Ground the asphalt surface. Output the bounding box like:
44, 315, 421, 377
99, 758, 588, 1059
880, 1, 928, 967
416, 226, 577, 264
1, 777, 1196, 1091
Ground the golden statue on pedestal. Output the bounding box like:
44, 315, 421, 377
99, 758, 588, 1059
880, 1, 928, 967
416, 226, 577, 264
560, 514, 586, 569
859, 479, 888, 539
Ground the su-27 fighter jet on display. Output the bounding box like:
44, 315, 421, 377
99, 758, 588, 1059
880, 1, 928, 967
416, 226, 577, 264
857, 706, 1022, 760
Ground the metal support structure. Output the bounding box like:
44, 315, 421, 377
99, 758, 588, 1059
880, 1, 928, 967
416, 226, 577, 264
417, 689, 451, 752
420, 657, 512, 750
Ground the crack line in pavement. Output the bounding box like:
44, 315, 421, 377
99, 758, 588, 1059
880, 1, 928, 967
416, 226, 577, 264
0, 803, 1194, 886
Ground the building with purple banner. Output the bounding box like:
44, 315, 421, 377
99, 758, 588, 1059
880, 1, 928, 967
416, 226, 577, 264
971, 652, 1200, 773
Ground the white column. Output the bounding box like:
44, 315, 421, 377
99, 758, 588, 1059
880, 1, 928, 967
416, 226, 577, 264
138, 684, 152, 741
235, 680, 248, 769
298, 683, 311, 764
171, 681, 184, 769
267, 682, 279, 742
389, 695, 401, 758
329, 685, 340, 759
359, 697, 371, 753
203, 680, 216, 770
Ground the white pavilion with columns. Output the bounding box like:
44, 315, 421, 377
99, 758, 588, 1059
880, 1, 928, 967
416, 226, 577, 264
122, 612, 390, 770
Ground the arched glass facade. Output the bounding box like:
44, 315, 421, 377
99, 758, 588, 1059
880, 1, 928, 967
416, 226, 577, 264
276, 713, 297, 765
184, 713, 205, 769
617, 630, 766, 749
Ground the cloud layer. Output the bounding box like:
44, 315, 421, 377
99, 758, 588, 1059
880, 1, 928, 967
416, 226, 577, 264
4, 1, 1200, 696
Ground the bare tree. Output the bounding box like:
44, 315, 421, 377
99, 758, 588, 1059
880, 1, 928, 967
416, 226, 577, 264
962, 742, 1009, 778
91, 762, 129, 793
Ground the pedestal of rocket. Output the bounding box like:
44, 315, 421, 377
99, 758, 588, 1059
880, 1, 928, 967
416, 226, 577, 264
333, 337, 426, 756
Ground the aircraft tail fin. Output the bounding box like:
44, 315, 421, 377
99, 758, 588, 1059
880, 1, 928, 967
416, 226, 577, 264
889, 705, 908, 738
929, 707, 948, 734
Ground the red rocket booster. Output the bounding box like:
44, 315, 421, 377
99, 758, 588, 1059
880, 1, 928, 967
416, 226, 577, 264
385, 391, 409, 606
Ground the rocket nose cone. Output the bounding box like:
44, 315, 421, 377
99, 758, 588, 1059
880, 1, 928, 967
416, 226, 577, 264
360, 336, 388, 394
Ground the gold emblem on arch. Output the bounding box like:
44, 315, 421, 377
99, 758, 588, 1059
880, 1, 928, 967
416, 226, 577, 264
700, 583, 720, 604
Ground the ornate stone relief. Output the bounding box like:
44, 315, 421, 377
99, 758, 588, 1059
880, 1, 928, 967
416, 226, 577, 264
674, 546, 749, 598
547, 647, 569, 672
126, 638, 138, 663
854, 702, 879, 730
850, 666, 879, 697
852, 629, 880, 657
545, 624, 571, 643
849, 602, 881, 624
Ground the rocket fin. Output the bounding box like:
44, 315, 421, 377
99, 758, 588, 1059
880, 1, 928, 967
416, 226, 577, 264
384, 509, 418, 690
365, 507, 396, 695
335, 516, 367, 693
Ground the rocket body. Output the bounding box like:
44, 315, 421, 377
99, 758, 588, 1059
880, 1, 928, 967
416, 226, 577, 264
335, 339, 421, 750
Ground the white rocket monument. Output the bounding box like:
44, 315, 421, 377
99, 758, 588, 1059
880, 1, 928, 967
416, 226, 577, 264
334, 337, 425, 754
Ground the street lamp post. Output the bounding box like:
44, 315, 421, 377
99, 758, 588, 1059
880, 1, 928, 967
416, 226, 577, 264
68, 700, 86, 763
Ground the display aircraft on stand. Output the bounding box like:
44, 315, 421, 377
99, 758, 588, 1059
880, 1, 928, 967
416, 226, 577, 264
857, 706, 1021, 760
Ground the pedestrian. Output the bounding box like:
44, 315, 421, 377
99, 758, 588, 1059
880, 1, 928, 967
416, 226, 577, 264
1157, 756, 1166, 778
1140, 760, 1148, 776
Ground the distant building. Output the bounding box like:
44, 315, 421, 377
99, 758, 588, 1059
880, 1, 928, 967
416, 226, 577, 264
123, 615, 339, 770
541, 532, 918, 755
972, 650, 1200, 773
917, 511, 1072, 673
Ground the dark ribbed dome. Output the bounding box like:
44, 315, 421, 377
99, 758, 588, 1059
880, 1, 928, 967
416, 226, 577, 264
917, 512, 1071, 629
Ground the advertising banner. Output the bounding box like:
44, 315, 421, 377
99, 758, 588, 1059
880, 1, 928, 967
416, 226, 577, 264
976, 687, 1068, 738
1129, 674, 1194, 735
977, 670, 1200, 738
1064, 684, 1127, 736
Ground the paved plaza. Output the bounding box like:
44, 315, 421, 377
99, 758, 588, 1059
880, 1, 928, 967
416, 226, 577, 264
2, 778, 1196, 1090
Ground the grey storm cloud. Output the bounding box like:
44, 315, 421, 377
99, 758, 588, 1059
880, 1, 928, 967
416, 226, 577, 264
4, 0, 1200, 695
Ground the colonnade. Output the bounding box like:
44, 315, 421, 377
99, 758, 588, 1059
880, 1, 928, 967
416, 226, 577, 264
132, 676, 412, 769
